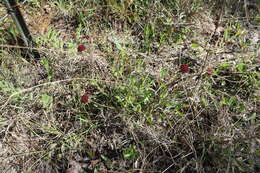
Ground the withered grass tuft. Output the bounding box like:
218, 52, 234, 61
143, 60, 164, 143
0, 0, 259, 172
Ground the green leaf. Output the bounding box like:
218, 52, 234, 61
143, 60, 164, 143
41, 58, 53, 80
191, 43, 200, 48
123, 145, 139, 160
40, 94, 53, 109
236, 63, 247, 72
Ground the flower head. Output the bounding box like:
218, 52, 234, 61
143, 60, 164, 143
207, 68, 213, 75
81, 92, 91, 103
180, 64, 190, 73
77, 44, 86, 52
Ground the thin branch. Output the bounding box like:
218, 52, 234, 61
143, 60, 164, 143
0, 77, 119, 111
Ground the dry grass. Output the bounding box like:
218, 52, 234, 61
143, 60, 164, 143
0, 0, 259, 173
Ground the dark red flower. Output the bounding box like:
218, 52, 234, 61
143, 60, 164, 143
81, 93, 91, 103
207, 68, 213, 74
77, 44, 86, 52
180, 64, 190, 73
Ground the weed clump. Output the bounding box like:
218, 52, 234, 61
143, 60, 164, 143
0, 0, 259, 172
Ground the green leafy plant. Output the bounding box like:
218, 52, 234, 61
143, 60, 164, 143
0, 81, 19, 93
236, 63, 247, 72
40, 93, 53, 109
114, 72, 155, 113
123, 145, 139, 160
41, 58, 53, 80
220, 96, 245, 112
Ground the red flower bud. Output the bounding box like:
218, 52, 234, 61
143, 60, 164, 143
180, 64, 190, 73
81, 93, 91, 103
207, 68, 213, 74
77, 44, 86, 52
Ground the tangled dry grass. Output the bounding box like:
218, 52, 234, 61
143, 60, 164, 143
0, 0, 259, 173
